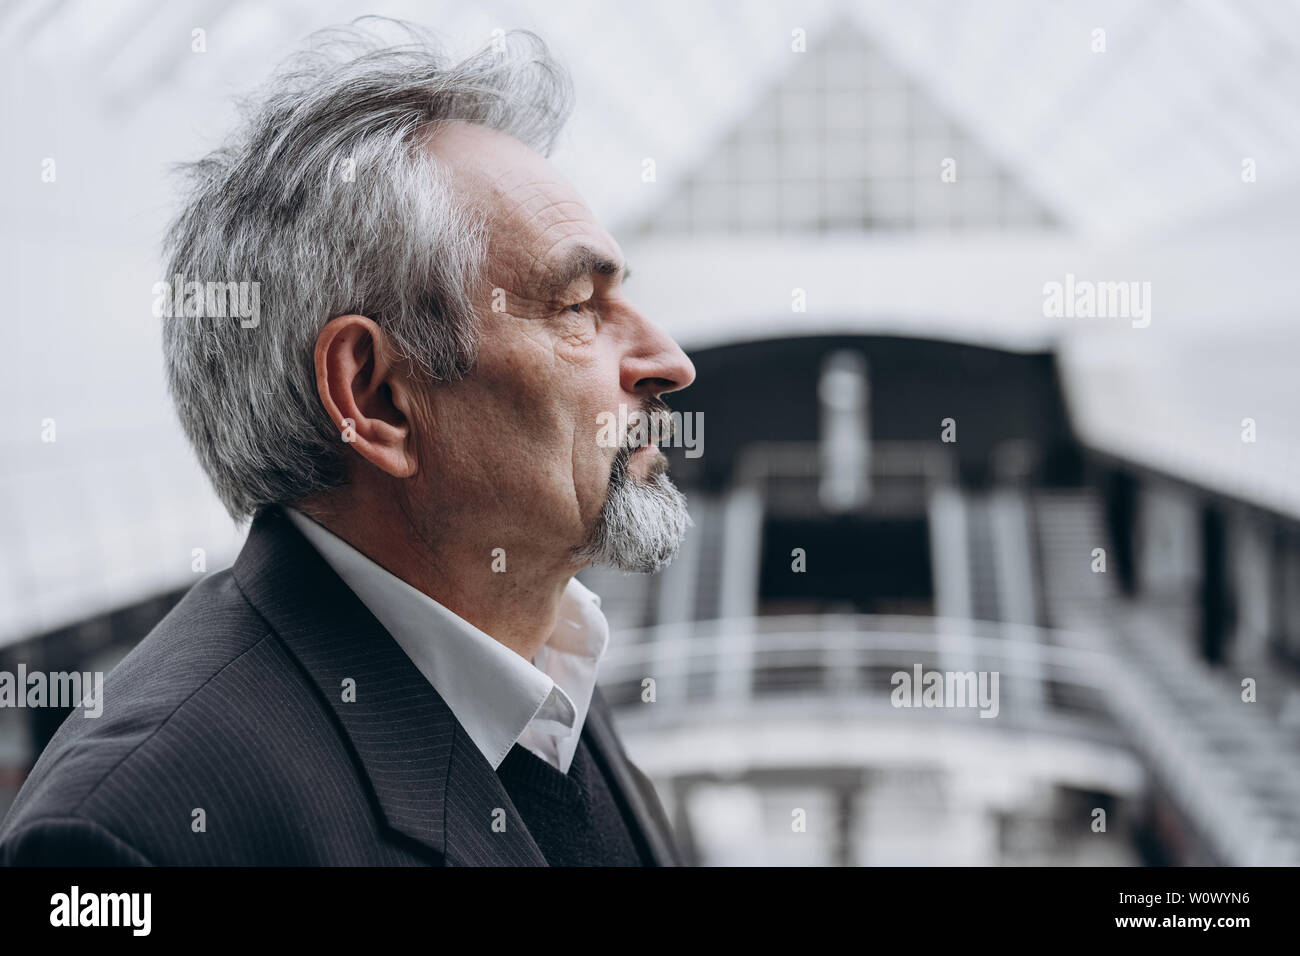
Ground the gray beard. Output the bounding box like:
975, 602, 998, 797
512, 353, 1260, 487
572, 446, 691, 573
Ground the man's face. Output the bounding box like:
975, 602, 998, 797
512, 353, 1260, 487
410, 122, 696, 573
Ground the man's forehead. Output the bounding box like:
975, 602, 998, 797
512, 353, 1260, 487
427, 122, 579, 218
425, 121, 622, 284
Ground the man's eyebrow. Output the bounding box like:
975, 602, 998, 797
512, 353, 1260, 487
536, 245, 631, 298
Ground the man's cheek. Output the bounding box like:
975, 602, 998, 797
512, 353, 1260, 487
552, 326, 601, 366
584, 447, 616, 499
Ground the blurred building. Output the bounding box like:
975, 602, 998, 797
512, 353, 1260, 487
3, 1, 1300, 865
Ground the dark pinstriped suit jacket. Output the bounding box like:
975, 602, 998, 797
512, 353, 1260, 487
0, 506, 682, 866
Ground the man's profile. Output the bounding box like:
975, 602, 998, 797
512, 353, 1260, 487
0, 19, 694, 867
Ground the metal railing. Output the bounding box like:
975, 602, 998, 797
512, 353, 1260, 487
601, 613, 1118, 730
598, 613, 1300, 865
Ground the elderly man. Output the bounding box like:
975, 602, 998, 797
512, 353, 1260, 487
0, 22, 694, 866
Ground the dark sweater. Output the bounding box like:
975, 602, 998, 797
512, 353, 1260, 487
496, 725, 648, 866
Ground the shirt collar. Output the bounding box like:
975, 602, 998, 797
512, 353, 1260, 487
283, 506, 608, 770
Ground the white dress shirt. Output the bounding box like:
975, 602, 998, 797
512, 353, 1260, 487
284, 507, 609, 775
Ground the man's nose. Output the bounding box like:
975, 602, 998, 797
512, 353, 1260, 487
622, 317, 696, 398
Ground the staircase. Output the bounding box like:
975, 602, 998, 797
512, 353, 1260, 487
1032, 490, 1117, 632
1033, 488, 1300, 864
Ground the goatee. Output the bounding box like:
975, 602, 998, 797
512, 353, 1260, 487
571, 445, 691, 573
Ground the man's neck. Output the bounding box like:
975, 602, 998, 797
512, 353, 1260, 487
292, 497, 578, 662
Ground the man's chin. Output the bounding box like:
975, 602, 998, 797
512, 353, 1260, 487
571, 466, 691, 573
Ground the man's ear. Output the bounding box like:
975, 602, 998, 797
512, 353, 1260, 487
313, 314, 419, 479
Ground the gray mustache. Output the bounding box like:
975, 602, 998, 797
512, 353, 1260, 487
621, 401, 676, 450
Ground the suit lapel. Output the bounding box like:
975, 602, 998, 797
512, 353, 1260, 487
584, 686, 682, 866
231, 506, 546, 867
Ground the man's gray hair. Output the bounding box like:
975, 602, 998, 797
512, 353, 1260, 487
161, 19, 573, 520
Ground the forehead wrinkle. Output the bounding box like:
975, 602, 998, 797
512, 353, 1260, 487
465, 159, 622, 301
483, 204, 580, 289
484, 165, 577, 216
514, 195, 590, 238
489, 187, 596, 290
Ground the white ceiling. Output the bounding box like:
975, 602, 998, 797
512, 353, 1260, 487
5, 0, 1300, 237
